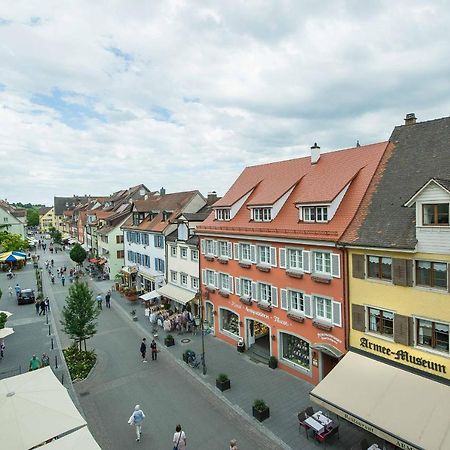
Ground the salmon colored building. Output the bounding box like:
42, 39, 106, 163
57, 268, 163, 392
197, 141, 389, 384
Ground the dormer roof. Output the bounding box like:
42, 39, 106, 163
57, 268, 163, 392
404, 178, 450, 207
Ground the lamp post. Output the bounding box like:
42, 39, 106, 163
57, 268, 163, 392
196, 290, 207, 375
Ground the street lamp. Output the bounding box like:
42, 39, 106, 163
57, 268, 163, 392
196, 290, 207, 375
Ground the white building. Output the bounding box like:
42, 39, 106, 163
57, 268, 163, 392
0, 200, 27, 239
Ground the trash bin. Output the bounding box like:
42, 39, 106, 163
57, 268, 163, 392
237, 338, 245, 353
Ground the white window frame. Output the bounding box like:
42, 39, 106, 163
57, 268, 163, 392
170, 270, 178, 283
205, 269, 215, 287
180, 246, 188, 259
303, 206, 329, 223
240, 243, 251, 262
191, 249, 199, 261
314, 251, 331, 275
287, 248, 303, 270
241, 278, 252, 298
259, 282, 272, 303
219, 273, 231, 292
170, 246, 177, 257
216, 209, 231, 221
258, 245, 271, 264
191, 276, 199, 290
253, 207, 272, 222
315, 296, 332, 322
205, 239, 215, 256
218, 241, 229, 259
180, 273, 188, 287
288, 290, 304, 313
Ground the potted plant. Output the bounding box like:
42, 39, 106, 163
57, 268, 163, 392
216, 373, 231, 392
252, 399, 270, 422
268, 356, 278, 369
165, 334, 175, 347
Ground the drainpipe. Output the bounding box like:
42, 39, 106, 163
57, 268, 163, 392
336, 242, 349, 352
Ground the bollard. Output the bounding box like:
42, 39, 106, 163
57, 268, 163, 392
48, 325, 51, 336
46, 313, 48, 325
55, 355, 58, 369
51, 337, 54, 350
61, 373, 64, 385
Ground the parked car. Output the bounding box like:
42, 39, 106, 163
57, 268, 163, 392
18, 289, 36, 305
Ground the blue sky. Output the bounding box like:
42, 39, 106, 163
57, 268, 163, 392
0, 1, 450, 205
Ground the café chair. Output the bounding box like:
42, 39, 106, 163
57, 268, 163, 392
297, 410, 311, 439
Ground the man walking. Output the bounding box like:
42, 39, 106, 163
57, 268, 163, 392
150, 339, 157, 361
105, 290, 111, 308
29, 354, 41, 371
15, 283, 21, 297
140, 338, 147, 362
61, 274, 65, 286
128, 405, 145, 442
96, 293, 103, 310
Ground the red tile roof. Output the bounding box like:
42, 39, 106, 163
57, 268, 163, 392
198, 142, 389, 241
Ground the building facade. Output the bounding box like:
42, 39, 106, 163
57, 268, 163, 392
0, 200, 27, 238
38, 207, 55, 232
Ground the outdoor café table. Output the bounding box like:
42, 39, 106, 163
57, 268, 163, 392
304, 416, 325, 434
312, 411, 333, 427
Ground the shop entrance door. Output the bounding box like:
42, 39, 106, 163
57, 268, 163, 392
321, 352, 339, 380
246, 319, 270, 357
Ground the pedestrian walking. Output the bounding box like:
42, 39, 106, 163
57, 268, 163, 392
150, 339, 157, 361
128, 405, 145, 442
35, 299, 40, 315
29, 354, 41, 371
57, 268, 60, 278
8, 286, 13, 297
173, 424, 187, 450
61, 275, 65, 286
105, 291, 111, 308
41, 353, 50, 367
39, 300, 46, 316
15, 283, 21, 297
96, 294, 103, 310
229, 439, 238, 450
140, 338, 147, 362
0, 339, 5, 359
44, 297, 50, 312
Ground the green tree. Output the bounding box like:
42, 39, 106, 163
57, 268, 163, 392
49, 228, 62, 244
26, 208, 39, 226
0, 231, 29, 252
60, 282, 100, 350
70, 243, 87, 266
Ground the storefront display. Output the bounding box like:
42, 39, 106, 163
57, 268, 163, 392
205, 302, 214, 329
281, 333, 310, 369
254, 321, 269, 339
221, 309, 240, 336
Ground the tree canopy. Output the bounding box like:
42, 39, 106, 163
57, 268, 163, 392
49, 227, 62, 244
70, 243, 87, 265
0, 231, 29, 252
60, 281, 100, 350
26, 208, 40, 226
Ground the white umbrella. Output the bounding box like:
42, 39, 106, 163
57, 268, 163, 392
41, 426, 101, 449
0, 327, 14, 339
0, 366, 87, 450
0, 311, 13, 318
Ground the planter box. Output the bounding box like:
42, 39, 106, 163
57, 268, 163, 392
286, 269, 304, 279
313, 320, 333, 331
257, 302, 272, 312
218, 257, 229, 264
268, 359, 278, 369
216, 378, 231, 392
287, 313, 305, 323
206, 285, 216, 293
165, 338, 175, 347
219, 289, 230, 298
205, 255, 215, 261
252, 406, 270, 422
311, 275, 331, 284
238, 261, 251, 269
239, 296, 252, 306
256, 264, 271, 273
237, 343, 245, 353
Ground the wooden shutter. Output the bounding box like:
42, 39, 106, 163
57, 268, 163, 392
332, 301, 342, 327
351, 304, 366, 332
331, 253, 340, 278
213, 240, 218, 257
393, 259, 412, 286
302, 250, 310, 273
408, 317, 415, 346
280, 288, 288, 310
215, 272, 219, 289
250, 245, 256, 263
229, 276, 234, 294
352, 254, 365, 279
251, 282, 257, 301
304, 294, 312, 317
201, 269, 207, 285
227, 242, 232, 259
271, 286, 278, 307
279, 248, 286, 269
201, 239, 205, 255
234, 243, 240, 260
394, 314, 411, 346
270, 247, 277, 267
235, 277, 241, 295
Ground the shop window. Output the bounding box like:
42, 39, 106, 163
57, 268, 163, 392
281, 333, 310, 370
368, 308, 394, 338
220, 309, 239, 336
415, 261, 447, 290
417, 319, 449, 353
205, 302, 214, 329
367, 256, 392, 281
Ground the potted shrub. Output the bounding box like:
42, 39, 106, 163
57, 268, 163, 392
216, 373, 231, 392
252, 399, 270, 422
165, 334, 175, 347
268, 356, 278, 369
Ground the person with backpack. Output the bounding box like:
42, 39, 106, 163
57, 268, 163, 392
128, 405, 145, 442
105, 290, 111, 308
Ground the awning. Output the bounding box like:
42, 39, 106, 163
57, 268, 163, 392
139, 290, 160, 301
310, 352, 450, 450
121, 266, 137, 274
42, 426, 100, 449
157, 284, 195, 305
311, 343, 344, 359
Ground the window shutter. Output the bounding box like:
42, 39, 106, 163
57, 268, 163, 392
154, 257, 157, 269
304, 294, 312, 318
331, 253, 340, 278
227, 242, 232, 259
271, 286, 278, 307
235, 277, 241, 296
250, 245, 256, 263
393, 259, 409, 286
352, 254, 365, 279
332, 301, 342, 327
280, 288, 288, 310
153, 235, 157, 246
408, 317, 415, 346
202, 269, 206, 285
302, 250, 310, 273
351, 304, 365, 332
201, 239, 205, 255
448, 264, 450, 293
406, 259, 413, 287
213, 240, 218, 257
270, 247, 277, 267
279, 248, 286, 269
251, 282, 257, 301
215, 273, 219, 289
229, 276, 234, 294
394, 314, 411, 346
234, 243, 240, 260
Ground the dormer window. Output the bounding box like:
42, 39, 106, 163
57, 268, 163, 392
302, 206, 328, 223
252, 207, 272, 222
423, 204, 449, 226
215, 209, 230, 221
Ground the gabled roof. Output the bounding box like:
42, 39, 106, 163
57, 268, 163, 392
198, 142, 388, 241
0, 200, 25, 220
404, 178, 450, 207
342, 116, 450, 249
39, 207, 52, 216
54, 196, 91, 216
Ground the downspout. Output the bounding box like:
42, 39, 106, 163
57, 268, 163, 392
337, 242, 349, 352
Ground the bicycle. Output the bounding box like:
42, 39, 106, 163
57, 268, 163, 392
187, 352, 202, 369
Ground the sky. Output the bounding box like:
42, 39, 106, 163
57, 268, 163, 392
1, 1, 450, 206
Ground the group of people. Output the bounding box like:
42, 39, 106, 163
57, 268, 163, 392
46, 262, 75, 286
139, 337, 157, 362
146, 306, 198, 335
96, 291, 112, 309
29, 353, 50, 371
35, 297, 50, 315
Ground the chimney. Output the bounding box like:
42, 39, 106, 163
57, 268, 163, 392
404, 113, 417, 125
207, 191, 218, 204
311, 143, 320, 164
160, 187, 166, 196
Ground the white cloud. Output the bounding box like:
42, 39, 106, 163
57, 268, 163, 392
0, 1, 450, 204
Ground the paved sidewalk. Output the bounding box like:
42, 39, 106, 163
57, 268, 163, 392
93, 279, 378, 450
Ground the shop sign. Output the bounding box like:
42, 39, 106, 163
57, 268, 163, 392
229, 301, 291, 327
360, 337, 446, 374
317, 333, 342, 344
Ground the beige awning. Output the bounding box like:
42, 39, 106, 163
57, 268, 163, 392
310, 352, 450, 450
42, 426, 101, 449
139, 290, 160, 301
157, 284, 195, 305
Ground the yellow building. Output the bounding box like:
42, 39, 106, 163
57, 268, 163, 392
39, 207, 55, 232
310, 115, 450, 450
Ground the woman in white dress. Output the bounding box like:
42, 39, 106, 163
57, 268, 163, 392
172, 424, 187, 450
